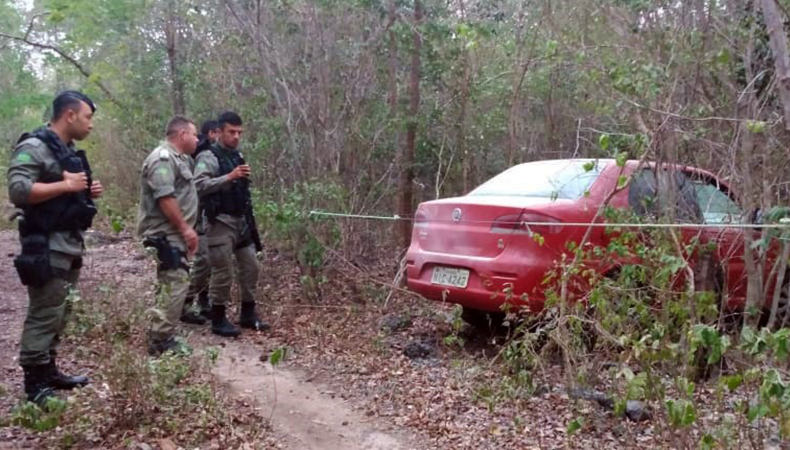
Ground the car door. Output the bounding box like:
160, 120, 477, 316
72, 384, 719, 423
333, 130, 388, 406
689, 175, 746, 307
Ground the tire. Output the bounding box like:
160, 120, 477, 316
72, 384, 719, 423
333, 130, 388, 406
461, 307, 505, 332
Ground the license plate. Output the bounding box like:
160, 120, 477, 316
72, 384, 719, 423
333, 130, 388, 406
431, 267, 470, 288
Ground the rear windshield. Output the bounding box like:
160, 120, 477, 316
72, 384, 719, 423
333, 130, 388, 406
469, 160, 605, 199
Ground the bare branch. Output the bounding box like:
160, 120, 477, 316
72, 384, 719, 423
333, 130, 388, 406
0, 30, 124, 108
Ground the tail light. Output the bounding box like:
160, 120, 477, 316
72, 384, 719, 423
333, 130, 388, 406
491, 212, 564, 235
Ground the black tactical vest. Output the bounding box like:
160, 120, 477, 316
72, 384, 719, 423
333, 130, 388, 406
203, 145, 250, 220
16, 128, 97, 235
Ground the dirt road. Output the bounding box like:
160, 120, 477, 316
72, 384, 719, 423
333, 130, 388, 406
0, 230, 415, 449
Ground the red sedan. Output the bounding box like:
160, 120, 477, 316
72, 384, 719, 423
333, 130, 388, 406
406, 159, 777, 327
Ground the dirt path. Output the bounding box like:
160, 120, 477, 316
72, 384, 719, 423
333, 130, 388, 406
212, 343, 412, 450
0, 230, 414, 449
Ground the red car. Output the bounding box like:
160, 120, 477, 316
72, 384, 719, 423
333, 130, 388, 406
406, 159, 778, 327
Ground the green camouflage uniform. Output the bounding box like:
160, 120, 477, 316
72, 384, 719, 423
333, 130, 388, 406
7, 137, 86, 367
193, 145, 259, 308
136, 141, 198, 342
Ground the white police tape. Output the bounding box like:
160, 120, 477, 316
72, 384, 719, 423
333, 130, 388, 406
309, 210, 790, 230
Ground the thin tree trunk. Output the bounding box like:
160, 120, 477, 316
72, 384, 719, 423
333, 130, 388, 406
761, 0, 790, 130
165, 1, 185, 115
398, 0, 421, 250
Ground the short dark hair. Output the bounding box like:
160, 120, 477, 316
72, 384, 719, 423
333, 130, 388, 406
217, 111, 243, 129
200, 119, 219, 136
165, 115, 194, 137
52, 90, 96, 121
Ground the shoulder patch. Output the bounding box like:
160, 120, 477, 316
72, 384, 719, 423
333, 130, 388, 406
14, 152, 33, 163
159, 149, 170, 160
196, 161, 207, 171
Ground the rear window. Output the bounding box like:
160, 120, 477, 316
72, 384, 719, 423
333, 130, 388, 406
469, 160, 605, 199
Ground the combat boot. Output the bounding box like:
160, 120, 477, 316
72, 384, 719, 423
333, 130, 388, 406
180, 296, 208, 325
211, 304, 241, 337
197, 290, 211, 318
239, 302, 270, 331
48, 358, 89, 390
22, 365, 57, 406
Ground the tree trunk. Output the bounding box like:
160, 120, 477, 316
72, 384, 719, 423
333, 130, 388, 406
761, 0, 790, 130
165, 1, 185, 115
398, 0, 421, 250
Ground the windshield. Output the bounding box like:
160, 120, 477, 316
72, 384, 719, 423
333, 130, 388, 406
469, 160, 605, 199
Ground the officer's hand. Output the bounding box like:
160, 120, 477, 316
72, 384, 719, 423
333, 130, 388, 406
228, 164, 251, 181
90, 180, 104, 199
182, 226, 199, 257
62, 171, 89, 193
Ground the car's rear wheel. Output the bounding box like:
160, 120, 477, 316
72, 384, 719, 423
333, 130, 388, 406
461, 307, 505, 332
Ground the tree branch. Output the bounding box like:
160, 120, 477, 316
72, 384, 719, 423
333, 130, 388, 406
0, 31, 124, 109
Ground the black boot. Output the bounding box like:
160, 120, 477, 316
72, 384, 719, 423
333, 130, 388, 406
211, 304, 241, 337
239, 302, 270, 331
180, 296, 208, 325
198, 290, 211, 318
48, 358, 89, 390
22, 365, 57, 406
147, 335, 188, 357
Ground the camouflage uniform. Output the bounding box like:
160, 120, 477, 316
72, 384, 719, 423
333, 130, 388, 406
194, 143, 264, 336
136, 141, 198, 348
8, 136, 86, 367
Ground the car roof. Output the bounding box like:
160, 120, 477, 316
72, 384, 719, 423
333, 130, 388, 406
513, 158, 718, 178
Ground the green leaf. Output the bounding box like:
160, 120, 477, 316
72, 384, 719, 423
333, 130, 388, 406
746, 120, 766, 134
615, 151, 628, 167
700, 434, 716, 450
269, 347, 287, 366
617, 175, 628, 189
566, 417, 583, 434
545, 39, 558, 56
721, 374, 743, 392
599, 134, 611, 151
747, 402, 769, 422
714, 49, 730, 65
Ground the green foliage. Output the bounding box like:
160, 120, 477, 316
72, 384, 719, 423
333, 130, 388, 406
269, 347, 287, 366
10, 398, 68, 432
443, 304, 466, 348
566, 417, 583, 434
666, 398, 697, 428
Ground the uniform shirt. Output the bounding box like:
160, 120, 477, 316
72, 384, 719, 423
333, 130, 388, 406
193, 143, 244, 230
135, 141, 198, 250
7, 136, 85, 257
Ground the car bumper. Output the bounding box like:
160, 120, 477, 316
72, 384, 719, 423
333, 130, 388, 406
405, 249, 554, 313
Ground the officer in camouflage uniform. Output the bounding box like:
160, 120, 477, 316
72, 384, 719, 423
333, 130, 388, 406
180, 119, 220, 325
194, 111, 267, 337
136, 116, 199, 355
7, 91, 103, 405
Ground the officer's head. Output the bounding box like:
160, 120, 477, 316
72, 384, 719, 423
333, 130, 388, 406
51, 91, 96, 141
217, 111, 243, 150
166, 116, 198, 155
200, 119, 220, 143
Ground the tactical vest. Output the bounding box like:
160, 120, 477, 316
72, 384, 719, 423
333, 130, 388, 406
203, 146, 250, 220
16, 128, 97, 235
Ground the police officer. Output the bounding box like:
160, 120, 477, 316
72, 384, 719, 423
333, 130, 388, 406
7, 91, 103, 405
136, 116, 199, 355
180, 119, 220, 324
194, 111, 267, 337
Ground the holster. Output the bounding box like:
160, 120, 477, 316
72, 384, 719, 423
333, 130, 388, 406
143, 235, 188, 272
14, 231, 52, 287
